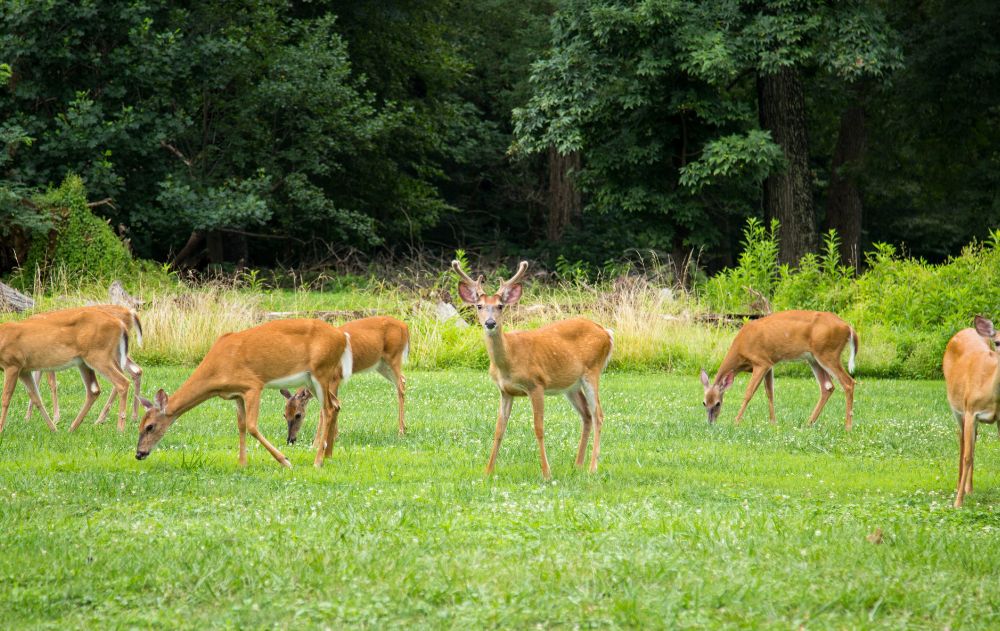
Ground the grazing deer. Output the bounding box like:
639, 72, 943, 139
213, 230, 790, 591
26, 305, 144, 426
0, 309, 133, 432
282, 316, 409, 444
700, 310, 858, 429
452, 260, 613, 479
135, 319, 352, 468
942, 316, 1000, 508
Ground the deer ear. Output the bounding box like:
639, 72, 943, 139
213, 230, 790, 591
154, 389, 168, 412
139, 396, 155, 411
700, 368, 710, 389
975, 316, 996, 339
718, 371, 735, 392
502, 284, 523, 305
280, 389, 293, 400
298, 388, 312, 401
457, 283, 478, 304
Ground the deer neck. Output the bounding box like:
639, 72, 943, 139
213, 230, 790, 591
484, 328, 513, 374
714, 347, 747, 383
163, 374, 219, 420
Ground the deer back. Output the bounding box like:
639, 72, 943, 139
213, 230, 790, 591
0, 310, 126, 370
944, 328, 1000, 413
498, 318, 611, 390
731, 310, 853, 365
340, 316, 408, 372
190, 319, 349, 390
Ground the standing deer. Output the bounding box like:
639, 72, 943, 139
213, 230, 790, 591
0, 309, 133, 432
26, 305, 144, 426
943, 316, 1000, 508
452, 260, 614, 479
700, 310, 858, 429
135, 319, 352, 468
282, 315, 409, 445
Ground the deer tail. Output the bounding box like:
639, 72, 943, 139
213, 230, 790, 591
848, 327, 859, 375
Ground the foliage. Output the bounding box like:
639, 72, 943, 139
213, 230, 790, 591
16, 175, 135, 284
700, 218, 780, 312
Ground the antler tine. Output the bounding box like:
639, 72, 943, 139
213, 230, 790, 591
501, 260, 530, 289
451, 260, 482, 290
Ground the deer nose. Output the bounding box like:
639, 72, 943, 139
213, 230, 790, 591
135, 450, 149, 460
484, 319, 497, 329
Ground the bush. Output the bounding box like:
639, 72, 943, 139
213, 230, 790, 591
17, 174, 135, 284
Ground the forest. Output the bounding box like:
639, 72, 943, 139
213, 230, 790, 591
2, 0, 998, 274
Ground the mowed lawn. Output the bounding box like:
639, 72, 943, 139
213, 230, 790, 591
1, 367, 998, 629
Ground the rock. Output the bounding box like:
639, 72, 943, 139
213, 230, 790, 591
435, 301, 468, 327
658, 287, 675, 302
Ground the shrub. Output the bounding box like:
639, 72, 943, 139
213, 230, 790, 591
17, 174, 135, 284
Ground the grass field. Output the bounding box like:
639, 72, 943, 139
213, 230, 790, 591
1, 367, 999, 628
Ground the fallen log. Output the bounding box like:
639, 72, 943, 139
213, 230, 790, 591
0, 281, 34, 313
264, 309, 378, 322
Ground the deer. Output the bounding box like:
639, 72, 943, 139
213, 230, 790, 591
0, 309, 133, 433
700, 310, 858, 429
135, 318, 352, 469
281, 315, 409, 445
942, 316, 1000, 508
452, 260, 614, 479
25, 305, 144, 427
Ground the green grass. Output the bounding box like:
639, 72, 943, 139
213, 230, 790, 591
1, 367, 997, 629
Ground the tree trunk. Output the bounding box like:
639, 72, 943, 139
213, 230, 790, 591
547, 147, 582, 242
758, 67, 816, 265
171, 230, 205, 269
824, 103, 866, 268
206, 230, 225, 266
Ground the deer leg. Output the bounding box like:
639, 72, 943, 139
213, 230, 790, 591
243, 389, 290, 468
806, 361, 835, 426
25, 371, 40, 422
18, 372, 57, 431
323, 383, 342, 458
0, 367, 19, 432
377, 362, 406, 435
763, 369, 776, 424
46, 372, 59, 424
733, 368, 768, 425
955, 412, 977, 508
953, 411, 964, 493
314, 382, 341, 467
582, 374, 605, 473
817, 355, 855, 431
68, 366, 101, 432
968, 424, 978, 494
529, 388, 551, 480
485, 392, 514, 476
94, 387, 119, 425
87, 356, 131, 432
566, 390, 592, 468
125, 358, 143, 422
235, 397, 248, 467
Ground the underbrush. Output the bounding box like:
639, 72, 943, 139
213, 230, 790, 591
4, 220, 999, 377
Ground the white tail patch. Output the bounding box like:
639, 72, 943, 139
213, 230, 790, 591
133, 311, 144, 347
848, 328, 857, 375
340, 333, 353, 382
602, 328, 615, 371
119, 335, 128, 371
402, 341, 410, 365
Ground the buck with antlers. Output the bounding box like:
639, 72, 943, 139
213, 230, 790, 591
943, 316, 1000, 508
452, 260, 613, 479
0, 309, 133, 432
25, 305, 144, 428
700, 310, 858, 429
282, 316, 409, 445
135, 319, 352, 468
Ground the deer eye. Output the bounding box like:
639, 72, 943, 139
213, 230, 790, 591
475, 305, 482, 310
144, 424, 155, 433
295, 414, 302, 421
497, 304, 504, 310
702, 401, 707, 407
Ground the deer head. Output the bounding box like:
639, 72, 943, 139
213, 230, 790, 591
281, 387, 313, 444
700, 368, 734, 424
452, 260, 529, 335
136, 389, 174, 459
